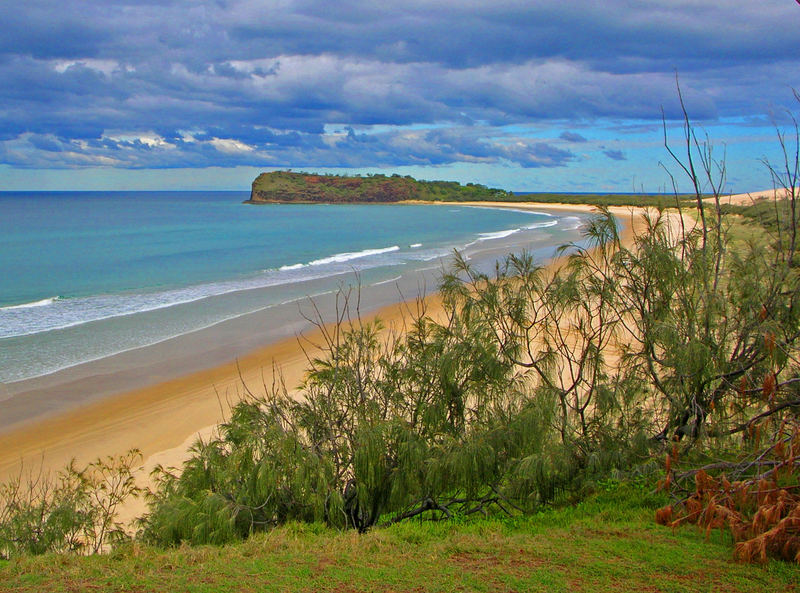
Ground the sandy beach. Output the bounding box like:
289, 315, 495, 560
706, 188, 796, 206
0, 201, 646, 524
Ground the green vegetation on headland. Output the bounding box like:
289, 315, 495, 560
247, 170, 693, 207
247, 170, 512, 203
2, 482, 797, 593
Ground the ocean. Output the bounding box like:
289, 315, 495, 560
0, 191, 590, 384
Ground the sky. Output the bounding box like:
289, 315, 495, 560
1, 0, 798, 193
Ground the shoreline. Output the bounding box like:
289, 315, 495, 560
0, 201, 640, 491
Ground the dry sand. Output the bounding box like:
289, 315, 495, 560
706, 187, 796, 206
0, 201, 647, 527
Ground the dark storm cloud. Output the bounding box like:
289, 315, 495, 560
1, 1, 798, 170
227, 1, 800, 71
0, 5, 108, 59
560, 132, 587, 143
604, 150, 627, 161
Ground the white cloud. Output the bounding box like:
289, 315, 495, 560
51, 59, 123, 76
102, 131, 175, 149
208, 138, 255, 154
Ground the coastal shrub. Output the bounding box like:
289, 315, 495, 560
0, 450, 142, 558
141, 247, 656, 546
648, 88, 800, 564
140, 307, 526, 543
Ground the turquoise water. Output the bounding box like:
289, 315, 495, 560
0, 192, 588, 383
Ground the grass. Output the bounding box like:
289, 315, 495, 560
721, 198, 797, 251
1, 483, 797, 592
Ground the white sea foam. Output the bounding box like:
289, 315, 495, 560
279, 263, 305, 271
410, 243, 422, 248
421, 251, 450, 262
0, 296, 60, 310
0, 291, 230, 340
307, 245, 400, 266
370, 275, 403, 287
3, 289, 339, 384
477, 228, 521, 241
524, 220, 559, 230
463, 205, 555, 217
561, 216, 584, 230
278, 246, 401, 271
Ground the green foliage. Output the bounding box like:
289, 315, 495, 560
646, 90, 800, 564
722, 196, 800, 264
606, 207, 799, 443
249, 171, 513, 203
0, 451, 142, 558
142, 246, 657, 545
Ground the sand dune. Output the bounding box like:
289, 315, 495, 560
704, 187, 796, 206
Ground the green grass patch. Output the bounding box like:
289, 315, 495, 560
1, 483, 796, 592
720, 199, 792, 232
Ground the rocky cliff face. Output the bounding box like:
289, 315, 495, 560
246, 171, 511, 204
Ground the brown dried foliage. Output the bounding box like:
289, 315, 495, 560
657, 419, 800, 564
762, 373, 777, 403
